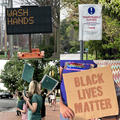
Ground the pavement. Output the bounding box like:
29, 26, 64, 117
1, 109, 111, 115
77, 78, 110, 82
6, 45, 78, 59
0, 102, 60, 120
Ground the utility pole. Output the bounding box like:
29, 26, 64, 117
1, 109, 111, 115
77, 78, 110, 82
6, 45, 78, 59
2, 0, 8, 57
7, 0, 13, 58
1, 0, 3, 51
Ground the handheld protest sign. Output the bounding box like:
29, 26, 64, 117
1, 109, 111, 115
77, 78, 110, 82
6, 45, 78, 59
22, 63, 34, 83
63, 66, 119, 120
41, 74, 59, 91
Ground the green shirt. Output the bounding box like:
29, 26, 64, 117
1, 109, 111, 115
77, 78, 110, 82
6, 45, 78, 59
30, 94, 43, 120
17, 99, 25, 110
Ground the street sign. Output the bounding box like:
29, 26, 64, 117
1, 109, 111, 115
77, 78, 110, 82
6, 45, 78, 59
79, 4, 102, 41
6, 6, 52, 34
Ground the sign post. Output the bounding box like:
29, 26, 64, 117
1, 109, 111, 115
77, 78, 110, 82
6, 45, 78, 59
80, 40, 83, 60
79, 4, 102, 60
29, 34, 32, 53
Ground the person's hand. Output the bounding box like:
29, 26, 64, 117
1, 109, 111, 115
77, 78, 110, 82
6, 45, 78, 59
60, 102, 74, 119
23, 91, 29, 102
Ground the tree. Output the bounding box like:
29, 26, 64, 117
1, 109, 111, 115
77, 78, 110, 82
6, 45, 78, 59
43, 60, 60, 93
0, 59, 25, 92
60, 19, 79, 53
99, 0, 120, 20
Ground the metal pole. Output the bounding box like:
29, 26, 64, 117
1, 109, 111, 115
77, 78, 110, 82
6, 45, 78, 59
80, 40, 83, 60
4, 0, 8, 57
1, 0, 3, 50
4, 20, 7, 57
80, 23, 84, 60
29, 34, 32, 53
8, 0, 13, 58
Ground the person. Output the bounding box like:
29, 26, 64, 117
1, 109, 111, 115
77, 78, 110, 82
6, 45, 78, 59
51, 90, 56, 111
48, 93, 52, 107
16, 91, 24, 116
60, 60, 97, 120
23, 80, 43, 120
41, 89, 47, 120
17, 100, 28, 120
15, 90, 21, 116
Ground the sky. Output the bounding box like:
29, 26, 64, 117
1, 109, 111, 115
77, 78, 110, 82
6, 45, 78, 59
60, 8, 68, 21
0, 0, 21, 15
0, 0, 68, 21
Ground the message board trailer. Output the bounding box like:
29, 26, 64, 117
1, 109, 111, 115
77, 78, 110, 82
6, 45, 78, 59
6, 6, 52, 34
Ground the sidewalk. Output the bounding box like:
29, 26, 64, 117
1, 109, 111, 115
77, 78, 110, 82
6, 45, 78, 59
0, 102, 60, 120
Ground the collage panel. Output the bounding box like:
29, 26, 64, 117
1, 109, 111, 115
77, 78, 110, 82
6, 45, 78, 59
0, 0, 60, 120
60, 58, 120, 120
0, 59, 60, 120
0, 0, 120, 120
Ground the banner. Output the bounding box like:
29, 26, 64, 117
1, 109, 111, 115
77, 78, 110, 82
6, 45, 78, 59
63, 66, 118, 120
79, 4, 102, 41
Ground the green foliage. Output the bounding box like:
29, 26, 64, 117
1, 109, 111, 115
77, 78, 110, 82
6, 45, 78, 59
99, 0, 120, 20
44, 61, 60, 81
85, 40, 103, 59
69, 41, 79, 53
60, 19, 79, 53
86, 15, 120, 59
0, 59, 25, 92
39, 45, 54, 58
28, 60, 45, 82
43, 60, 60, 89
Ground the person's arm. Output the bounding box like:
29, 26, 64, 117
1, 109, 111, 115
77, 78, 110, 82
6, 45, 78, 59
46, 91, 52, 97
60, 66, 63, 81
17, 107, 26, 114
26, 100, 37, 113
60, 97, 74, 119
60, 62, 74, 119
23, 94, 37, 113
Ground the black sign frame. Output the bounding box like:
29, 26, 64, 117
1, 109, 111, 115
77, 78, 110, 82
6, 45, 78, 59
6, 6, 52, 34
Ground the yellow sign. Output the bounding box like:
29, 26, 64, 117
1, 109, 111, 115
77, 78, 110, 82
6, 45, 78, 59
6, 8, 34, 25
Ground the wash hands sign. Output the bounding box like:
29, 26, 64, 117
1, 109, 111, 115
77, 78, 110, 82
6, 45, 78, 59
79, 4, 102, 41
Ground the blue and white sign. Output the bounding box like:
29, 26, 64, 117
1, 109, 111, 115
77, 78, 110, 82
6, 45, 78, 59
79, 4, 102, 41
88, 7, 95, 15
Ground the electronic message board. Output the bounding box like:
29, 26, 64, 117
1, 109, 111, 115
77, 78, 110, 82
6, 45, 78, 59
6, 6, 52, 34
